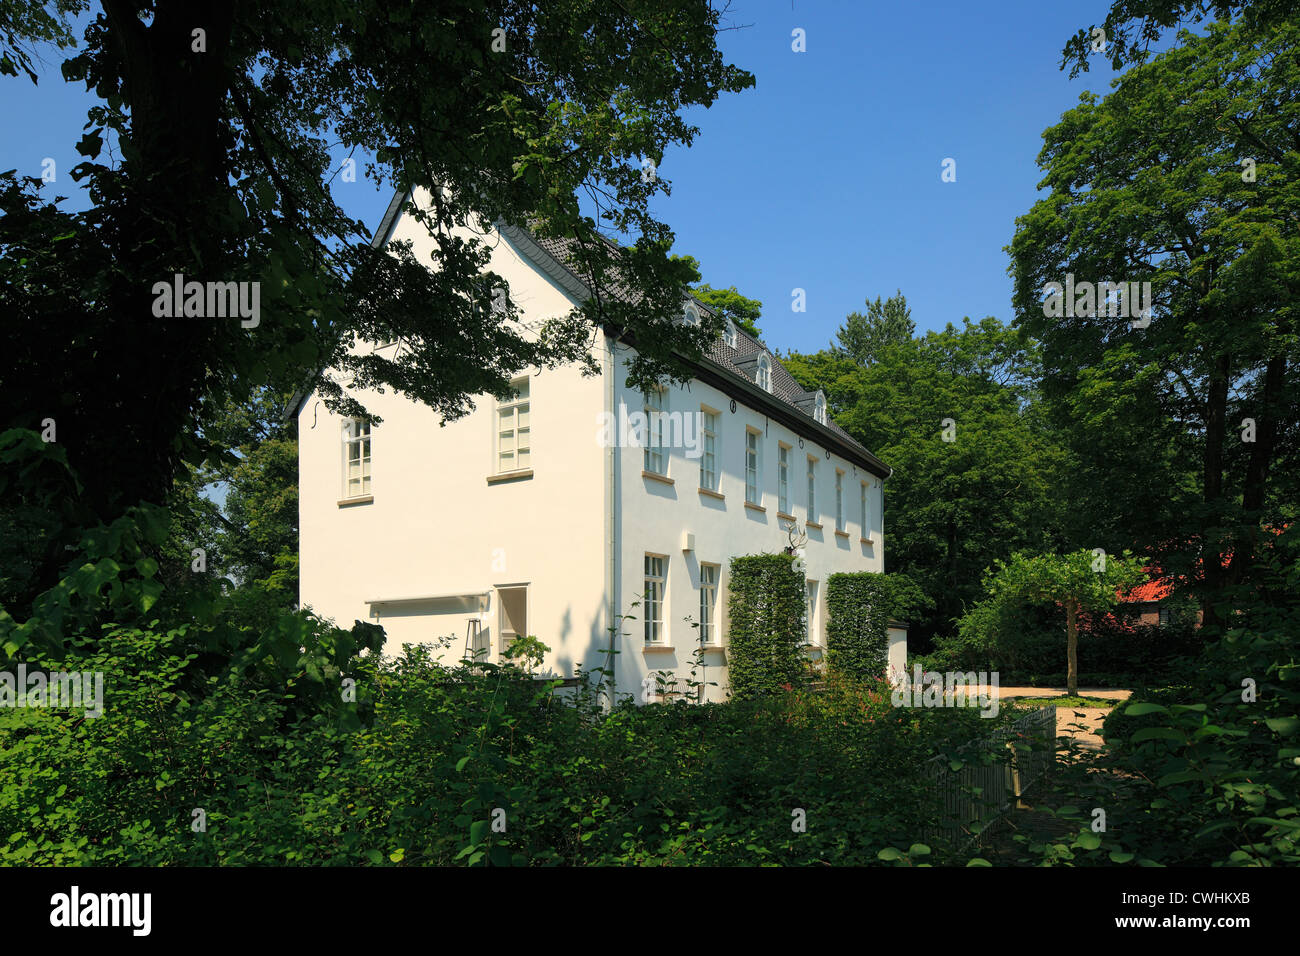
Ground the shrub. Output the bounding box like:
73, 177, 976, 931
824, 571, 929, 680
0, 631, 1015, 865
725, 553, 806, 700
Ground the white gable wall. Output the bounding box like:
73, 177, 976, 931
298, 213, 609, 673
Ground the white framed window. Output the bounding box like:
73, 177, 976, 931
778, 444, 790, 514
806, 579, 819, 645
343, 419, 371, 497
496, 377, 530, 474
700, 408, 718, 491
745, 429, 761, 505
806, 456, 817, 521
756, 353, 772, 392
699, 564, 719, 645
644, 554, 666, 644
684, 303, 700, 325
723, 318, 737, 348
835, 470, 845, 532
814, 392, 827, 425
861, 481, 870, 536
644, 388, 666, 475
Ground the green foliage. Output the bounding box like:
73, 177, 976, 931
671, 254, 764, 338
926, 602, 1202, 686
990, 527, 1300, 866
502, 634, 550, 674
825, 571, 930, 680
785, 317, 1068, 649
1, 0, 754, 528
725, 554, 807, 700
0, 0, 79, 82
955, 549, 1147, 694
835, 290, 915, 366
0, 631, 1011, 866
1059, 0, 1297, 76
1012, 18, 1300, 621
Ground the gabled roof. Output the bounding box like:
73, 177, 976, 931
293, 191, 890, 478
500, 219, 890, 478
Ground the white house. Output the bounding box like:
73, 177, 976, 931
296, 191, 905, 702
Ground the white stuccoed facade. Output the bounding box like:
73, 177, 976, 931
297, 192, 905, 702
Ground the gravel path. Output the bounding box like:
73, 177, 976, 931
998, 687, 1133, 750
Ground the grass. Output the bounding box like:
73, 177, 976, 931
1006, 695, 1116, 709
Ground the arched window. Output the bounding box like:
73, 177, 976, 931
684, 303, 700, 325
814, 392, 826, 425
723, 318, 737, 348
756, 353, 772, 392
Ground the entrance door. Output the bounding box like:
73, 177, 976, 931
497, 586, 528, 658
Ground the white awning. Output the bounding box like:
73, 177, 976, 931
365, 591, 489, 611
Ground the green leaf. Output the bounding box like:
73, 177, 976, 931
1130, 727, 1185, 744
1265, 717, 1300, 736
1157, 769, 1205, 787
1075, 831, 1101, 850
1123, 702, 1170, 716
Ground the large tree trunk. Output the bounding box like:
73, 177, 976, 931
1231, 353, 1288, 593
1065, 598, 1079, 697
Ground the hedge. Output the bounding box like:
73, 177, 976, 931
825, 572, 929, 680
726, 553, 805, 699
825, 573, 889, 679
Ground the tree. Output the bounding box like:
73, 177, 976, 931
785, 317, 1069, 650
1060, 0, 1299, 76
196, 388, 300, 621
835, 290, 915, 366
693, 284, 763, 338
1011, 19, 1300, 626
0, 0, 77, 81
671, 254, 763, 337
1, 1, 752, 622
963, 550, 1147, 696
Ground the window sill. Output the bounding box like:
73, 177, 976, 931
642, 643, 675, 653
860, 536, 873, 545
806, 521, 823, 530
337, 495, 374, 507
743, 501, 766, 514
487, 469, 534, 485
834, 530, 850, 539
777, 511, 797, 522
642, 470, 674, 486
698, 487, 724, 501
700, 642, 725, 651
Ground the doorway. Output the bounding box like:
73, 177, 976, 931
497, 586, 528, 658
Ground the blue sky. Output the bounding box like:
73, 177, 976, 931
2, 1, 1171, 356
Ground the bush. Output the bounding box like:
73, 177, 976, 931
725, 553, 806, 700
0, 631, 1018, 865
928, 599, 1204, 686
825, 571, 929, 680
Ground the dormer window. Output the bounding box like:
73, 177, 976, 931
723, 318, 737, 348
814, 392, 827, 425
756, 353, 772, 393
684, 303, 700, 325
